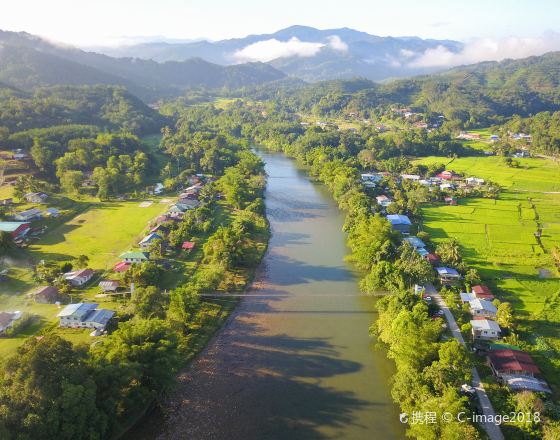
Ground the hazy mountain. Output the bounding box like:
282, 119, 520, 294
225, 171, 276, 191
92, 25, 463, 81
0, 30, 286, 101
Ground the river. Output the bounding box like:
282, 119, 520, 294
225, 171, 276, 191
129, 150, 404, 439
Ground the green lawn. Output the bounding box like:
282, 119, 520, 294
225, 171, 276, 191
416, 154, 560, 392
30, 200, 169, 270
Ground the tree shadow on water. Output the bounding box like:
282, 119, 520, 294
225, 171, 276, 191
127, 319, 377, 440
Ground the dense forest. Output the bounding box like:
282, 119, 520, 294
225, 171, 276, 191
243, 52, 560, 128
0, 85, 166, 134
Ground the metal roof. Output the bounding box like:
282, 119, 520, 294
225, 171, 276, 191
57, 303, 98, 318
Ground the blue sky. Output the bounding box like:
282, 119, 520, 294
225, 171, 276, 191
1, 0, 559, 45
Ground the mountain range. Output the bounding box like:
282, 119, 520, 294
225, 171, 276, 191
94, 25, 463, 81
0, 30, 285, 101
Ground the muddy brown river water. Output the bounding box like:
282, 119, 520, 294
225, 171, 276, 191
128, 150, 405, 439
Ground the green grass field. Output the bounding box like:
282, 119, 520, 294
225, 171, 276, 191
416, 154, 560, 391
30, 200, 168, 270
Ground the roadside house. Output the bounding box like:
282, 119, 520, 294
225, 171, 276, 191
403, 236, 426, 249
31, 285, 59, 303
469, 298, 497, 318
386, 215, 412, 234
488, 349, 551, 393
436, 267, 461, 284
63, 268, 94, 286
460, 292, 476, 303
472, 285, 495, 301
470, 318, 501, 340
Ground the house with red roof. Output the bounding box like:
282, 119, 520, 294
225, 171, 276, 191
182, 241, 195, 251
472, 285, 495, 300
488, 349, 539, 377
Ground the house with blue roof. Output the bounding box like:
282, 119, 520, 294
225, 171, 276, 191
404, 236, 426, 249
386, 214, 412, 234
57, 302, 115, 331
139, 232, 163, 248
436, 267, 461, 284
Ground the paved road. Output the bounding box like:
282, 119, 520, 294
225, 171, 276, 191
425, 283, 504, 440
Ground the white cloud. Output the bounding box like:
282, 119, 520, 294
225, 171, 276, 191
409, 32, 560, 68
327, 35, 348, 52
233, 35, 347, 63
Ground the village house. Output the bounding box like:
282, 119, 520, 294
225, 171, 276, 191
403, 236, 426, 249
400, 174, 420, 181
139, 232, 163, 249
150, 224, 170, 235
456, 132, 481, 140
439, 182, 455, 191
64, 268, 94, 286
375, 195, 393, 207
416, 247, 429, 257
113, 262, 131, 272
470, 318, 501, 341
386, 214, 412, 234
182, 241, 195, 251
44, 207, 60, 217
99, 280, 120, 292
460, 292, 476, 303
0, 222, 31, 239
0, 198, 13, 206
24, 192, 48, 204
120, 251, 150, 263
31, 285, 59, 303
177, 198, 201, 209
13, 150, 28, 160
360, 173, 384, 188
0, 311, 22, 334
425, 253, 440, 265
472, 285, 495, 301
436, 266, 461, 284
444, 196, 457, 205
469, 298, 497, 318
14, 208, 42, 222
57, 303, 115, 331
466, 177, 485, 186
154, 183, 165, 195
487, 349, 551, 393
437, 170, 461, 180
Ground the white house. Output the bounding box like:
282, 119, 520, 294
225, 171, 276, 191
471, 319, 501, 340
469, 298, 497, 318
154, 183, 165, 195
57, 303, 115, 331
24, 192, 48, 204
63, 268, 94, 286
14, 208, 43, 222
466, 177, 485, 185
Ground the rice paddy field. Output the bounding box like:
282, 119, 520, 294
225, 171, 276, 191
415, 155, 560, 389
